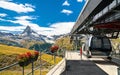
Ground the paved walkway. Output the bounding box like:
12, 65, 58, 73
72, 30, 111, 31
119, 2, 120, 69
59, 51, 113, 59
61, 51, 118, 75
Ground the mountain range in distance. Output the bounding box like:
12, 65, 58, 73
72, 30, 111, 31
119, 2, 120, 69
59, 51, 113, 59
0, 26, 64, 45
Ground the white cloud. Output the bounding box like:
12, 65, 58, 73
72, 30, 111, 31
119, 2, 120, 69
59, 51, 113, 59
0, 26, 25, 32
62, 0, 70, 6
15, 16, 36, 20
0, 22, 75, 36
1, 0, 13, 1
0, 15, 75, 36
0, 13, 7, 17
0, 16, 40, 32
6, 16, 73, 36
61, 9, 73, 15
37, 22, 75, 36
0, 0, 35, 13
0, 15, 40, 31
9, 18, 40, 30
50, 22, 75, 35
77, 0, 83, 2
11, 16, 37, 26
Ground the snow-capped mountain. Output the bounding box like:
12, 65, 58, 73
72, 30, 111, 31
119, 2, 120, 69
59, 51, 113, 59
41, 35, 55, 43
20, 26, 64, 43
19, 26, 45, 42
0, 32, 14, 37
21, 26, 39, 37
0, 26, 64, 44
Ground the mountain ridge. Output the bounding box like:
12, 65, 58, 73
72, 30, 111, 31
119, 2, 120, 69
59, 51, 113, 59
0, 26, 64, 45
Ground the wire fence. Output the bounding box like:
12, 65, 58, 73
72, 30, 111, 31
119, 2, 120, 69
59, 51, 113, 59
0, 49, 65, 75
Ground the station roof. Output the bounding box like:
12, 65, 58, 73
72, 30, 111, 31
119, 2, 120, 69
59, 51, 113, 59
70, 0, 120, 37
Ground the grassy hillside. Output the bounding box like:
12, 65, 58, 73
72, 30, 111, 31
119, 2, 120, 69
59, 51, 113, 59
0, 44, 62, 75
0, 44, 34, 55
0, 44, 35, 67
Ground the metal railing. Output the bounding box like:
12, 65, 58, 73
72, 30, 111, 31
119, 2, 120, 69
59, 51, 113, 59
0, 50, 65, 75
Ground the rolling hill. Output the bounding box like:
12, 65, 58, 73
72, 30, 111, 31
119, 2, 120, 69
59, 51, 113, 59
0, 44, 34, 55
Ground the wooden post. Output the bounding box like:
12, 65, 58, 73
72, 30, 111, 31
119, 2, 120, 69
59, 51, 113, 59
54, 52, 56, 65
32, 62, 34, 75
40, 52, 41, 75
22, 66, 24, 75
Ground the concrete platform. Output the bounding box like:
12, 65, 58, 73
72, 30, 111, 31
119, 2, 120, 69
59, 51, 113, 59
61, 60, 108, 75
61, 51, 118, 75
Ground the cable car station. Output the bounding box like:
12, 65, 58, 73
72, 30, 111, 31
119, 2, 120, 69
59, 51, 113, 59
0, 0, 120, 75
61, 0, 120, 75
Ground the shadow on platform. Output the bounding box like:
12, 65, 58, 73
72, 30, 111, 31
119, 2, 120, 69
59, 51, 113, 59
61, 60, 108, 75
92, 59, 118, 65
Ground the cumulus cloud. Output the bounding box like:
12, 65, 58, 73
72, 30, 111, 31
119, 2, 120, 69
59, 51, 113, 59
77, 0, 83, 2
0, 0, 35, 13
0, 16, 39, 32
61, 9, 73, 15
0, 14, 75, 36
0, 26, 25, 32
15, 16, 36, 20
62, 0, 70, 6
49, 22, 75, 35
36, 22, 75, 36
8, 16, 40, 30
0, 15, 40, 31
0, 13, 7, 17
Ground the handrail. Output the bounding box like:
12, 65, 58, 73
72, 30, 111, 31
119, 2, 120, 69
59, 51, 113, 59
26, 50, 57, 75
26, 58, 54, 75
0, 49, 64, 75
46, 58, 66, 75
0, 62, 18, 71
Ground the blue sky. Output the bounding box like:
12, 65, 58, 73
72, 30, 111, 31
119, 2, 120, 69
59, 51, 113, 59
0, 0, 86, 36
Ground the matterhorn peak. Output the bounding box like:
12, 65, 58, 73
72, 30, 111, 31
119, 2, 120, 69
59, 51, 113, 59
21, 26, 39, 37
22, 26, 33, 35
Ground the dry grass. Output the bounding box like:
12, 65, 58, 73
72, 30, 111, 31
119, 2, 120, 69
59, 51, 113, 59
41, 53, 62, 64
0, 44, 34, 55
0, 44, 62, 75
0, 70, 48, 75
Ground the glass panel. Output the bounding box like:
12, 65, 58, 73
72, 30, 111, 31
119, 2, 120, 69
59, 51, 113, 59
103, 38, 111, 49
91, 37, 102, 49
